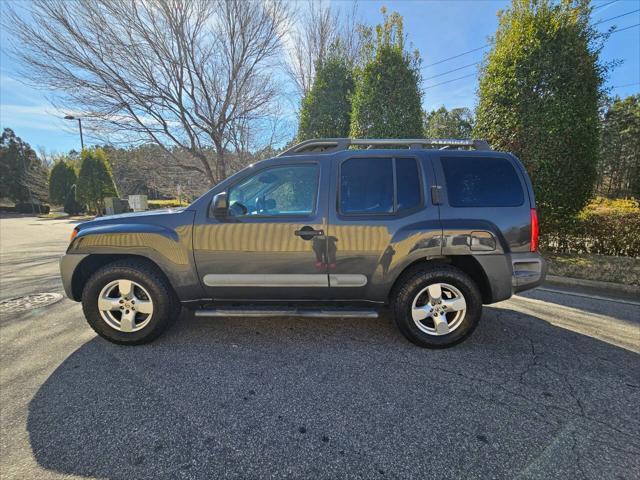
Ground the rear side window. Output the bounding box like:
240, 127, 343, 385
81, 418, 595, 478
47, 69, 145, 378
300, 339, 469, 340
396, 158, 421, 211
340, 157, 422, 215
441, 157, 524, 207
341, 158, 393, 214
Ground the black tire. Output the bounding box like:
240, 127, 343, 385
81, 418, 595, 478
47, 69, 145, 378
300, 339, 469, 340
391, 265, 482, 348
81, 259, 180, 345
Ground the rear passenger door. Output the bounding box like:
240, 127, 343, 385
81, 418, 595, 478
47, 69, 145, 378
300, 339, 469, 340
326, 152, 442, 302
431, 152, 532, 255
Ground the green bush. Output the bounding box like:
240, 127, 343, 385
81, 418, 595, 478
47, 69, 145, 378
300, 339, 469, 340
540, 197, 640, 257
63, 189, 83, 215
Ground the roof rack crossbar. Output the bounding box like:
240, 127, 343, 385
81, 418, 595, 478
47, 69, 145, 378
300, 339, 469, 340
278, 138, 491, 156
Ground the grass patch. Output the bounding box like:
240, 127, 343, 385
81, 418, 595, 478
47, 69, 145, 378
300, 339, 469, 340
544, 252, 640, 286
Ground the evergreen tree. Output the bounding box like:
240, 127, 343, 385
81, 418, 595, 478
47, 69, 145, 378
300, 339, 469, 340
597, 95, 640, 198
0, 128, 49, 203
298, 54, 354, 140
350, 9, 423, 138
77, 148, 118, 214
475, 0, 606, 220
424, 107, 475, 139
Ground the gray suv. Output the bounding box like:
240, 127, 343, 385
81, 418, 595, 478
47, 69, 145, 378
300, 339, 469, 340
60, 138, 546, 348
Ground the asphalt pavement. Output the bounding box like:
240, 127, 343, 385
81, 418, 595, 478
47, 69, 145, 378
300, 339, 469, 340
1, 215, 639, 480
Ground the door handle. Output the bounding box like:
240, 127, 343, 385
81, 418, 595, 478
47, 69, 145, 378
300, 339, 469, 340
294, 226, 324, 240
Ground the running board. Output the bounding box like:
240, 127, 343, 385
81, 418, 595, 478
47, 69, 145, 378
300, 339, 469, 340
194, 307, 379, 319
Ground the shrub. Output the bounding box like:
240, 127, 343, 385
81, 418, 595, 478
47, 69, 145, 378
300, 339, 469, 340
63, 190, 83, 215
15, 202, 49, 214
540, 197, 640, 257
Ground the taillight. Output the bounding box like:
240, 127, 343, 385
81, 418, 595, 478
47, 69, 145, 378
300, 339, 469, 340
530, 208, 539, 252
70, 227, 79, 244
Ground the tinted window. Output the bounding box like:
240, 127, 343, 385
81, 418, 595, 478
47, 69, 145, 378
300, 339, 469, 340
441, 157, 524, 207
228, 164, 319, 216
341, 158, 394, 214
396, 158, 421, 211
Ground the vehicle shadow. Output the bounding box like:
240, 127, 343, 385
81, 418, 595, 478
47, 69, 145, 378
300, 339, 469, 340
27, 307, 640, 479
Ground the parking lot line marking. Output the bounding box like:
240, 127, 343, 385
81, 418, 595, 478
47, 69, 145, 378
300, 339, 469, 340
520, 288, 640, 307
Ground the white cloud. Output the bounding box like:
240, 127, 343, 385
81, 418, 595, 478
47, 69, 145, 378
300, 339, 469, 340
0, 103, 66, 131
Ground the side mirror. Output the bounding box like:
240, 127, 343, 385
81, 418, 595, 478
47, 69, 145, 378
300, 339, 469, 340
210, 192, 228, 218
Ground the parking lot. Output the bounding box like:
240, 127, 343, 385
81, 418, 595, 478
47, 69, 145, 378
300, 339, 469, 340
1, 215, 639, 479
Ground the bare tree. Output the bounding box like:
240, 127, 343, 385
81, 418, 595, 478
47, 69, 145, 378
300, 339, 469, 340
286, 0, 360, 97
5, 0, 290, 185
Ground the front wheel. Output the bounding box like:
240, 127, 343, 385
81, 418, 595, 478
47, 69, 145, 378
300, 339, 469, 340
391, 265, 482, 348
81, 259, 179, 345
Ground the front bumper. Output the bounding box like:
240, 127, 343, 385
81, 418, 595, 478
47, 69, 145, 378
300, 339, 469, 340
59, 253, 89, 301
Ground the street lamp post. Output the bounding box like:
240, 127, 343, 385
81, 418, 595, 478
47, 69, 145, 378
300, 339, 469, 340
64, 115, 84, 150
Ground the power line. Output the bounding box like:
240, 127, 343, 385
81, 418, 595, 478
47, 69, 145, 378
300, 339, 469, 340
425, 72, 477, 90
423, 61, 479, 81
422, 45, 488, 69
425, 74, 640, 92
593, 1, 618, 11
611, 82, 640, 89
423, 7, 638, 71
422, 21, 638, 87
610, 22, 640, 34
593, 9, 640, 26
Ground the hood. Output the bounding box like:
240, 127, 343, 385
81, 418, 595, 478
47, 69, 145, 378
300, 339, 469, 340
78, 208, 187, 228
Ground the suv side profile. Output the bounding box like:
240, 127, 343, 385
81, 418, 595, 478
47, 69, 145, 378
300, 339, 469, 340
60, 138, 546, 348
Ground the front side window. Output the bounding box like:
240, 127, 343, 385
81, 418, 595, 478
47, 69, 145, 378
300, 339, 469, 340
340, 157, 422, 215
228, 164, 319, 217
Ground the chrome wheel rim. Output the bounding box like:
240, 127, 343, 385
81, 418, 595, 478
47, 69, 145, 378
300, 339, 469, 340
411, 282, 466, 336
98, 279, 153, 332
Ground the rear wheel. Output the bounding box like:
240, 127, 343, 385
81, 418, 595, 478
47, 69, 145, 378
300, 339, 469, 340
391, 265, 482, 348
81, 259, 179, 345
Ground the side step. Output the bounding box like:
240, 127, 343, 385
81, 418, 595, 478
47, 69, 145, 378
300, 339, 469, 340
194, 307, 379, 319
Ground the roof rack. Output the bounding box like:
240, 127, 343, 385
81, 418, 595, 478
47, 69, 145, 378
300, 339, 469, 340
278, 138, 491, 156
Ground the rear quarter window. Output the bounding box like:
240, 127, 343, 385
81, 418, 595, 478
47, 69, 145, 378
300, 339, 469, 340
441, 156, 524, 207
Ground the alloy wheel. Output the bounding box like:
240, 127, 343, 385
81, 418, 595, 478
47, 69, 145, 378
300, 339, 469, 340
411, 282, 467, 336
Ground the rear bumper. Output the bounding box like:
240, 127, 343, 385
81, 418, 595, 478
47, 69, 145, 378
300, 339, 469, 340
473, 251, 546, 304
511, 252, 547, 293
59, 253, 89, 301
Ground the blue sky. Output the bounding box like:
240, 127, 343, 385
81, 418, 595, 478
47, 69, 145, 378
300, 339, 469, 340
0, 0, 638, 154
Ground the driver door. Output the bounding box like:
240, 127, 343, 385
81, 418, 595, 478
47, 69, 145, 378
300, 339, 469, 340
193, 159, 330, 301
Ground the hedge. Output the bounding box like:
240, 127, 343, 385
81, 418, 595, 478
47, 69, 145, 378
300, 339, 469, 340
540, 197, 640, 257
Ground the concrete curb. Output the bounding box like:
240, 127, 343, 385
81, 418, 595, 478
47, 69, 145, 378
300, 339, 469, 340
545, 274, 640, 296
